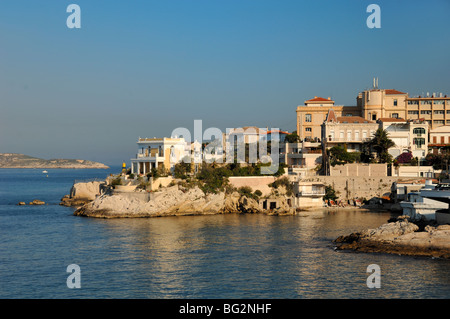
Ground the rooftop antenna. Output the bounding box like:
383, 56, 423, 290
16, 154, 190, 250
376, 77, 379, 89
373, 77, 376, 89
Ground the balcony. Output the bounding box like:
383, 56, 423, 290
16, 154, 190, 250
327, 137, 371, 143
297, 189, 326, 197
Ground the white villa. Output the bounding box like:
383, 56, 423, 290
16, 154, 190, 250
377, 118, 428, 159
131, 137, 187, 175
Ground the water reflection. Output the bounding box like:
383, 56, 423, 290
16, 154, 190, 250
78, 210, 450, 298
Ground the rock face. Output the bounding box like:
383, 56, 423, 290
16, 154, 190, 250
334, 218, 450, 259
60, 181, 105, 207
74, 185, 294, 218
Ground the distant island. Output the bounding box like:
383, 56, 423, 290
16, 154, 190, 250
0, 153, 109, 169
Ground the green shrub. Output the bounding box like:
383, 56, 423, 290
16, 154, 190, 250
270, 176, 293, 196
254, 189, 263, 197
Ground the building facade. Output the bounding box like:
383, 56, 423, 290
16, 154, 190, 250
321, 109, 378, 152
429, 125, 450, 154
296, 97, 360, 141
131, 137, 187, 175
377, 118, 428, 159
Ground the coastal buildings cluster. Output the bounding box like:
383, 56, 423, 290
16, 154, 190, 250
125, 80, 450, 222
130, 80, 450, 178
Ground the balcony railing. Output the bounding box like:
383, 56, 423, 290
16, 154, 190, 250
298, 190, 326, 196
327, 138, 371, 143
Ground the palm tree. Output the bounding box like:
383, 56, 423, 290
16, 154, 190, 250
367, 128, 396, 163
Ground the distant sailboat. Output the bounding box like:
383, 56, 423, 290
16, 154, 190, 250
42, 170, 48, 174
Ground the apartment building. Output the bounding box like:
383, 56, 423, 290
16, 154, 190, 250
321, 109, 378, 152
296, 96, 360, 141
357, 87, 450, 130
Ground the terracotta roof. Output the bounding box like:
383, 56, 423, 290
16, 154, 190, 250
267, 130, 289, 135
336, 116, 374, 123
325, 109, 337, 122
305, 96, 333, 102
385, 89, 406, 95
378, 117, 406, 122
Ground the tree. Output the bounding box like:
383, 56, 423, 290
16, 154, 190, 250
328, 144, 360, 166
366, 128, 395, 163
284, 131, 300, 143
174, 161, 192, 179
323, 185, 337, 201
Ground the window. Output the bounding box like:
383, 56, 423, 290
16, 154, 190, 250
347, 131, 352, 140
434, 110, 444, 115
408, 111, 419, 115
434, 120, 444, 125
305, 127, 312, 132
392, 113, 399, 118
393, 99, 398, 106
355, 131, 360, 140
340, 131, 344, 139
413, 128, 426, 135
414, 138, 425, 148
434, 100, 444, 105
421, 100, 432, 105
420, 110, 432, 115
305, 114, 312, 122
408, 100, 419, 105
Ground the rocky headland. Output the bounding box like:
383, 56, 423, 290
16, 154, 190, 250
62, 175, 295, 218
73, 184, 294, 218
0, 153, 109, 169
334, 217, 450, 259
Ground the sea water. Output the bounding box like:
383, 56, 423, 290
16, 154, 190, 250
0, 168, 449, 299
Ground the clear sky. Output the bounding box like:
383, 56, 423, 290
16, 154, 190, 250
1, 0, 449, 166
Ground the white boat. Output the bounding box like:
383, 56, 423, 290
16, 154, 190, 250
400, 180, 450, 224
42, 170, 48, 174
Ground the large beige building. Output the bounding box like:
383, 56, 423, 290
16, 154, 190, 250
357, 88, 450, 130
296, 97, 359, 141
296, 84, 449, 148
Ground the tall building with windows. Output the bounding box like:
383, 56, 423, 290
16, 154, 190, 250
296, 83, 449, 142
356, 88, 450, 130
296, 96, 360, 141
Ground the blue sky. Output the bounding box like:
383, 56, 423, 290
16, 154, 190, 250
1, 0, 449, 165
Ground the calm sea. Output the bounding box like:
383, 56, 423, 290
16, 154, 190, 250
0, 168, 449, 299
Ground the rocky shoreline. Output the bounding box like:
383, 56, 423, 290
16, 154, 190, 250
73, 184, 295, 218
334, 217, 450, 259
